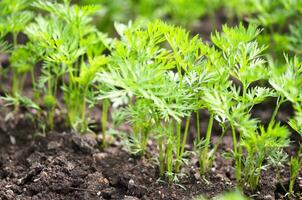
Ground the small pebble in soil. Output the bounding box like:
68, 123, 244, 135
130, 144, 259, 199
94, 172, 109, 186
216, 174, 224, 181
5, 189, 14, 197
263, 194, 274, 200
158, 190, 163, 197
123, 195, 140, 200
93, 152, 107, 163
72, 134, 97, 153
47, 141, 62, 150
128, 179, 135, 185
96, 134, 116, 145
9, 135, 16, 145
103, 178, 109, 185
96, 134, 103, 142
66, 161, 75, 171
194, 171, 201, 180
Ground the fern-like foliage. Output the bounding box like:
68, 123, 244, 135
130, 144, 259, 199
25, 0, 110, 131
212, 24, 268, 88
242, 122, 289, 189
0, 0, 34, 35
269, 56, 302, 103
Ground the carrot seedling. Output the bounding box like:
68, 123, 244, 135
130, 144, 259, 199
96, 21, 196, 181
26, 0, 109, 131
0, 0, 34, 98
288, 105, 302, 195
210, 24, 276, 183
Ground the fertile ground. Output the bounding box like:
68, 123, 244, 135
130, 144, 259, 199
0, 104, 301, 200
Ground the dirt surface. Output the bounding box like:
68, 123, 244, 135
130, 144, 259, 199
0, 121, 233, 200
0, 112, 301, 200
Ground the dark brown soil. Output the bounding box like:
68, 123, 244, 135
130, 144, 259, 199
0, 116, 233, 200
0, 111, 301, 200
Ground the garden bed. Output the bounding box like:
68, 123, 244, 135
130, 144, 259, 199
2, 1, 302, 199
0, 112, 300, 200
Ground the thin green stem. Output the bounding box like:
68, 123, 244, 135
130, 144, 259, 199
67, 63, 75, 84
207, 126, 227, 167
80, 89, 87, 133
289, 146, 302, 195
158, 135, 164, 177
31, 69, 36, 88
289, 157, 297, 195
101, 99, 109, 147
238, 84, 249, 183
31, 69, 40, 100
180, 116, 190, 158
196, 111, 200, 142
254, 156, 265, 189
80, 85, 89, 127
238, 130, 242, 183
175, 120, 181, 172
177, 65, 183, 89
140, 127, 149, 155
269, 95, 285, 125
242, 84, 247, 104
166, 121, 174, 181
230, 121, 241, 182
175, 115, 190, 172
200, 112, 214, 173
